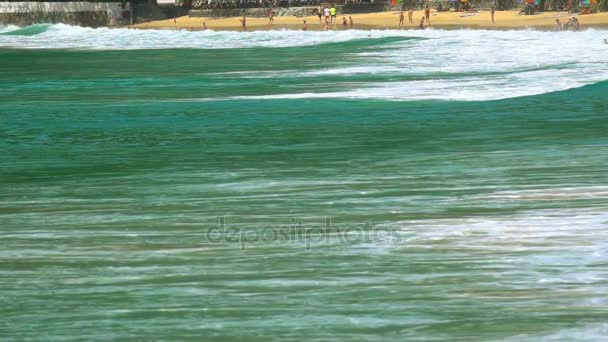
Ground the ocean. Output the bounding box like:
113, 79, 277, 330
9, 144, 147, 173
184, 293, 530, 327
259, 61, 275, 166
1, 24, 608, 340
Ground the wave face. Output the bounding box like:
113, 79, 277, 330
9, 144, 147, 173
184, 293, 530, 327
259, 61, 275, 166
2, 26, 608, 341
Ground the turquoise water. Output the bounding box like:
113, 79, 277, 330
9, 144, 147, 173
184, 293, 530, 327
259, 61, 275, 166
1, 25, 608, 340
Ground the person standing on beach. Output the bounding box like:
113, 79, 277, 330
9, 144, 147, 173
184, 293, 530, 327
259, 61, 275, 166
408, 9, 413, 23
424, 6, 430, 22
303, 19, 308, 31
324, 7, 331, 24
399, 11, 404, 28
572, 16, 579, 31
556, 19, 562, 31
202, 21, 207, 30
317, 6, 322, 23
268, 8, 275, 25
349, 16, 354, 28
490, 6, 495, 24
239, 16, 247, 31
330, 6, 337, 24
564, 17, 579, 30
342, 16, 348, 29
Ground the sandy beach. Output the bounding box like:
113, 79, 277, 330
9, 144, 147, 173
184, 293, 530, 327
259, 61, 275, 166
131, 10, 608, 31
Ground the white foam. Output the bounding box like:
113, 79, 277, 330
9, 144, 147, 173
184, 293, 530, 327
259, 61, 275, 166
479, 186, 608, 200
504, 323, 608, 341
392, 208, 608, 257
2, 25, 608, 101
0, 24, 19, 33
0, 24, 396, 50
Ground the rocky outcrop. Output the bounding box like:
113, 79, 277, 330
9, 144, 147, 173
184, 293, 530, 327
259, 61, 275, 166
0, 11, 110, 27
0, 1, 132, 27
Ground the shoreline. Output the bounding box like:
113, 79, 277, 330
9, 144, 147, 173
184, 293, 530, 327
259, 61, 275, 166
130, 10, 608, 31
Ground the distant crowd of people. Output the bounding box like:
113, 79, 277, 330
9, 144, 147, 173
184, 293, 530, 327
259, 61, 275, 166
232, 5, 495, 31
315, 5, 354, 30
233, 4, 355, 31
186, 2, 591, 32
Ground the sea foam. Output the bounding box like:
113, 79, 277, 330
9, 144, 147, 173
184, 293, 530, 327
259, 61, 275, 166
1, 24, 607, 101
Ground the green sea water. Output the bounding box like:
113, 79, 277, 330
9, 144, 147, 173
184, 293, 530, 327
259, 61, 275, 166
1, 26, 608, 340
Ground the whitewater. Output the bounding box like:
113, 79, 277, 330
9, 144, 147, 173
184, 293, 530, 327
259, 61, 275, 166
2, 24, 608, 101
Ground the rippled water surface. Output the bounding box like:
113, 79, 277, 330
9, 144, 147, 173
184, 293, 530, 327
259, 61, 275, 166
1, 25, 608, 341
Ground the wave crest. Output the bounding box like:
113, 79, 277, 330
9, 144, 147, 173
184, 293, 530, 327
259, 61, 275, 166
0, 24, 51, 36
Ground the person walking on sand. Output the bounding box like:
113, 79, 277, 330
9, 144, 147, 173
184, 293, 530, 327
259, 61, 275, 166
556, 19, 562, 31
408, 9, 413, 23
399, 11, 404, 28
330, 6, 337, 24
173, 16, 177, 25
490, 6, 495, 24
324, 6, 331, 24
268, 8, 274, 25
349, 16, 354, 29
342, 16, 348, 29
239, 16, 247, 31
